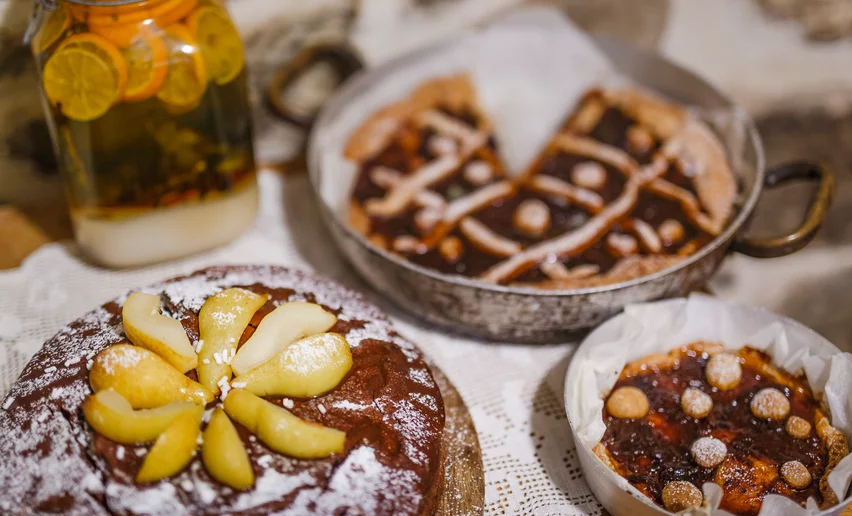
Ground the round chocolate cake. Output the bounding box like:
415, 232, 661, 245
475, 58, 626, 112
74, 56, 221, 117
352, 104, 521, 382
0, 266, 445, 515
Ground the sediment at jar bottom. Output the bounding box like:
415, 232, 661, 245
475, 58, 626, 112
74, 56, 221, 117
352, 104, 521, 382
72, 179, 258, 268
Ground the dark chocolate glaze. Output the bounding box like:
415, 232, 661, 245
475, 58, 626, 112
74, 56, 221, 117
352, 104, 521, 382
601, 346, 826, 516
0, 266, 445, 515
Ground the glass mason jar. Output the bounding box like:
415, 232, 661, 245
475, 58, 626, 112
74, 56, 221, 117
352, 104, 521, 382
26, 0, 258, 267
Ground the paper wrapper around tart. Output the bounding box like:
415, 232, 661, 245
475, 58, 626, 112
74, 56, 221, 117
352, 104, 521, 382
564, 294, 852, 516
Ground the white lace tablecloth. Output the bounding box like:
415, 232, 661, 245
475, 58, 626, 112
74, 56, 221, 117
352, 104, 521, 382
0, 170, 600, 516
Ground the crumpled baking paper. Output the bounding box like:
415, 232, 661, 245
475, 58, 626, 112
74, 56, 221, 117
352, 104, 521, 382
566, 294, 852, 515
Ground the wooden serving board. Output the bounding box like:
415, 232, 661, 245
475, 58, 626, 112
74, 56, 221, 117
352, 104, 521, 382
431, 365, 485, 516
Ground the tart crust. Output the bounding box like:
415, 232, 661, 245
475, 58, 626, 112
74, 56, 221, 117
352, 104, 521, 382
344, 75, 488, 163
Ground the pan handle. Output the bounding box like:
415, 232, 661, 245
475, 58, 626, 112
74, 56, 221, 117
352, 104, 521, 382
265, 43, 365, 129
730, 161, 835, 258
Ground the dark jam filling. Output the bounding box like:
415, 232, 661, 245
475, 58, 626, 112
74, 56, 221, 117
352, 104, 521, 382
535, 151, 627, 204
428, 151, 502, 200
351, 105, 503, 222
588, 107, 659, 164
473, 189, 591, 245
663, 160, 701, 199
352, 123, 425, 205
601, 348, 826, 516
407, 229, 501, 278
631, 187, 711, 254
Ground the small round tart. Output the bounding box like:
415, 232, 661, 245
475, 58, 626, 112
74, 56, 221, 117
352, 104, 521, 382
595, 341, 849, 516
0, 266, 446, 515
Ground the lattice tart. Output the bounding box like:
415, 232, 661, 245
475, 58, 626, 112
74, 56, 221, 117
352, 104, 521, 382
596, 342, 849, 515
0, 266, 445, 515
348, 75, 737, 288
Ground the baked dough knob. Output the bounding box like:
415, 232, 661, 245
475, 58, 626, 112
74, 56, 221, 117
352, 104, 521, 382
606, 386, 650, 419
681, 388, 713, 419
786, 415, 812, 439
705, 353, 742, 390
661, 481, 703, 512
750, 388, 791, 420
690, 436, 727, 468
781, 461, 812, 489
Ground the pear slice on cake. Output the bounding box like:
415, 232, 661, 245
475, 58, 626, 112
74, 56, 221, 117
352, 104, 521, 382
233, 333, 352, 398
89, 344, 214, 408
197, 288, 268, 394
137, 408, 204, 482
230, 302, 337, 376
223, 389, 345, 459
82, 390, 203, 445
122, 292, 197, 373
202, 408, 254, 489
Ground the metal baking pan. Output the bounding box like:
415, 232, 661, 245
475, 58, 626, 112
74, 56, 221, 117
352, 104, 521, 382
269, 34, 833, 343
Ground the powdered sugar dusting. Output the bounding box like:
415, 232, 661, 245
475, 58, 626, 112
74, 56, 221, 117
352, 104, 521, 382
0, 405, 106, 514
332, 400, 371, 411
97, 346, 144, 374
408, 368, 433, 387
233, 468, 318, 511
7, 307, 121, 403
299, 446, 421, 514
412, 392, 439, 412
106, 480, 184, 514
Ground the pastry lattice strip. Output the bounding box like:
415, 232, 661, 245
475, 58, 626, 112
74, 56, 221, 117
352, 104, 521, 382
481, 143, 679, 284
363, 109, 494, 219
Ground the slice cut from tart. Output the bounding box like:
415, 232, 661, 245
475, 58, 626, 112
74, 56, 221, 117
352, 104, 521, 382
496, 88, 736, 289
347, 74, 514, 270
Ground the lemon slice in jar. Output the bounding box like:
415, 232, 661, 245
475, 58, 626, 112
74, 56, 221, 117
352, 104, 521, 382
156, 24, 208, 112
42, 34, 128, 122
122, 34, 169, 102
187, 5, 245, 85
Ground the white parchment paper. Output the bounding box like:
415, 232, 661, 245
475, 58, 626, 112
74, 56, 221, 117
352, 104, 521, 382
565, 294, 852, 515
313, 8, 619, 216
